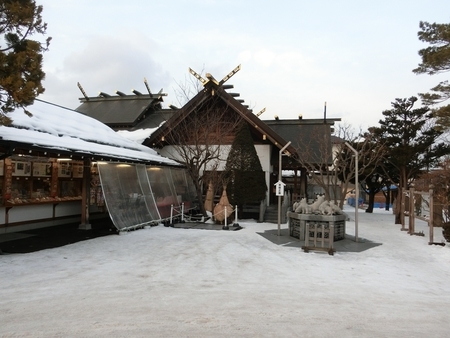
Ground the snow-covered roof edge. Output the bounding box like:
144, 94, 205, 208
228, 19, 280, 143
0, 100, 180, 166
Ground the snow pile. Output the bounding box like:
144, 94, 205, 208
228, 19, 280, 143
0, 206, 449, 337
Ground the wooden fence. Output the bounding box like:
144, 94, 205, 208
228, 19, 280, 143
401, 188, 444, 245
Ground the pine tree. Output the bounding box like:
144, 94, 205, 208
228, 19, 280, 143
359, 172, 385, 213
413, 21, 450, 130
224, 122, 267, 217
369, 96, 450, 224
0, 0, 51, 124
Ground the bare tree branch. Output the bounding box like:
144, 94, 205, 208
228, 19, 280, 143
293, 122, 386, 208
163, 96, 243, 215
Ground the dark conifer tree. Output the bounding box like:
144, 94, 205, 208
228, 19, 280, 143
0, 0, 51, 124
224, 122, 267, 217
369, 96, 450, 223
413, 21, 450, 130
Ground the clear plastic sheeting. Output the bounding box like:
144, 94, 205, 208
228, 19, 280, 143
97, 163, 157, 230
136, 165, 161, 222
146, 166, 178, 219
170, 167, 197, 213
97, 162, 197, 231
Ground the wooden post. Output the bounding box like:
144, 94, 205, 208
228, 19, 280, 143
3, 158, 12, 203
400, 189, 407, 231
293, 169, 298, 200
79, 159, 92, 230
300, 168, 307, 199
50, 159, 58, 198
409, 188, 415, 235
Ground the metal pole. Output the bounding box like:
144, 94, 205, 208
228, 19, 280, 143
345, 142, 358, 242
181, 203, 185, 222
278, 141, 291, 236
429, 187, 434, 244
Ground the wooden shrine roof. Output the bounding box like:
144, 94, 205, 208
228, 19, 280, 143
75, 87, 167, 129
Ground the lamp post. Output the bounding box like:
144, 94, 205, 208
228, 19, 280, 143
345, 142, 358, 242
277, 141, 291, 236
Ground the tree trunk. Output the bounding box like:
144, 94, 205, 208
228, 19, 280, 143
339, 179, 351, 210
384, 187, 391, 211
366, 191, 375, 213
196, 185, 207, 216
394, 193, 402, 224
394, 167, 407, 224
187, 170, 207, 216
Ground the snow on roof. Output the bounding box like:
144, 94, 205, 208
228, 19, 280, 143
0, 99, 179, 165
117, 128, 158, 144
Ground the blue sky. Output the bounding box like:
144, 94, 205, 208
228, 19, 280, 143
37, 0, 449, 130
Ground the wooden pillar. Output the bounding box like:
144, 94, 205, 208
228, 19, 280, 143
79, 159, 92, 230
300, 168, 307, 199
50, 159, 58, 198
3, 158, 13, 225
293, 169, 298, 201
3, 158, 12, 202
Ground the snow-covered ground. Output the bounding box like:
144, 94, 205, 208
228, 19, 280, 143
1, 206, 449, 337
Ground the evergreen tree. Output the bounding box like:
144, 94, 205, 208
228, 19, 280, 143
0, 0, 51, 124
355, 131, 389, 213
413, 21, 450, 130
359, 172, 385, 213
224, 122, 267, 217
369, 96, 450, 224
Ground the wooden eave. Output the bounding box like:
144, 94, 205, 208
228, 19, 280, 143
76, 93, 164, 128
143, 81, 294, 155
0, 139, 178, 166
143, 86, 210, 147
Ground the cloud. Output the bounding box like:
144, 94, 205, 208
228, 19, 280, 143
67, 35, 169, 90
237, 50, 252, 63
253, 49, 276, 68
41, 34, 171, 109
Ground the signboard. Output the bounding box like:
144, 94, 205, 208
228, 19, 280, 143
33, 162, 52, 177
274, 180, 285, 197
58, 162, 72, 178
12, 161, 31, 176
72, 162, 84, 178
